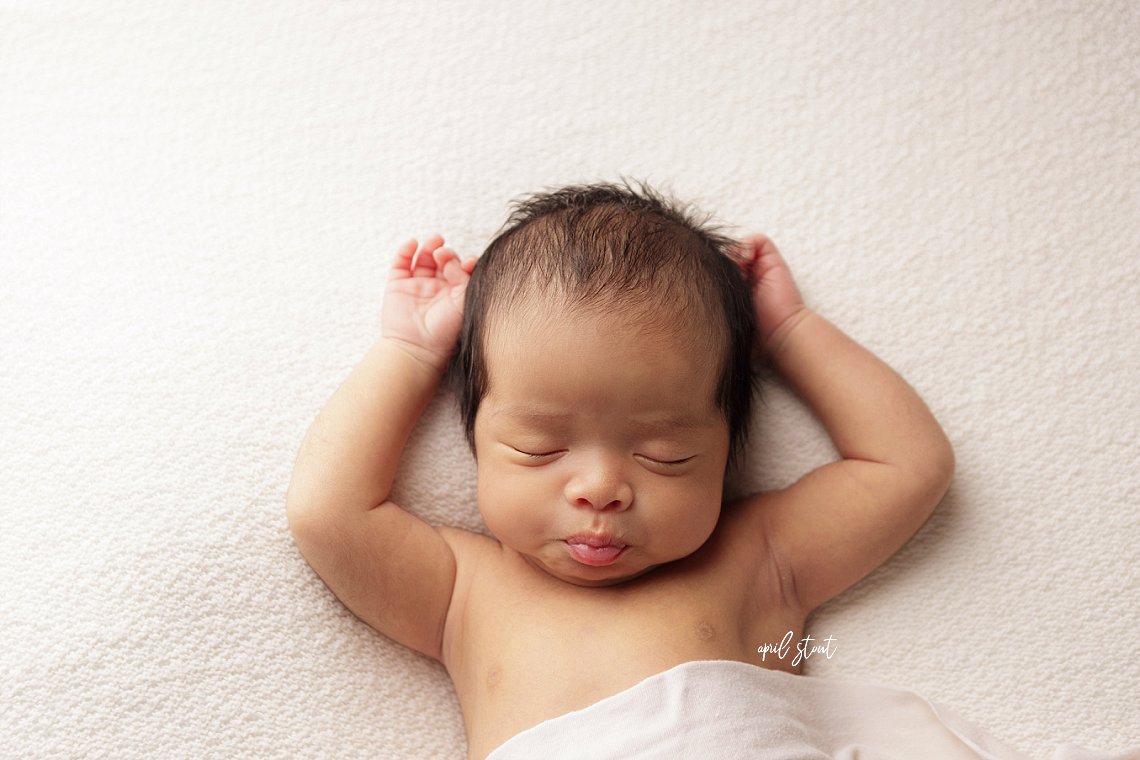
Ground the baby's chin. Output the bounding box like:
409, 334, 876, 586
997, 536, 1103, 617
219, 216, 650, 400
519, 550, 664, 588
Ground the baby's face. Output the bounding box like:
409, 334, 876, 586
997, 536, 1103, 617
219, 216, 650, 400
473, 301, 730, 587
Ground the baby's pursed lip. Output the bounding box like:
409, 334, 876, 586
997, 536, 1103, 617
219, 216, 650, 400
563, 532, 626, 549
562, 535, 628, 567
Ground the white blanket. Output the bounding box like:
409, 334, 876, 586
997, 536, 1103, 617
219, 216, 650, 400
488, 660, 1138, 760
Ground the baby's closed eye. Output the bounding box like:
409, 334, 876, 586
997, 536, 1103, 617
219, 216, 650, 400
502, 444, 695, 470
636, 454, 695, 466
511, 446, 563, 459
634, 452, 700, 476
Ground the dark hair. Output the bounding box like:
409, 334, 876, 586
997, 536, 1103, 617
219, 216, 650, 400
451, 179, 758, 467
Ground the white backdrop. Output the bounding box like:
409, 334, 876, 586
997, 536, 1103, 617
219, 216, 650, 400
2, 1, 1137, 758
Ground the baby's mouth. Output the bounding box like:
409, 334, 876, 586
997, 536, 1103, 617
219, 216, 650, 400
561, 537, 628, 567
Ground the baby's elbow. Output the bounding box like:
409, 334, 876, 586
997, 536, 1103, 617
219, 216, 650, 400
285, 503, 309, 551
284, 470, 326, 534
937, 427, 956, 479
285, 496, 324, 545
922, 432, 956, 506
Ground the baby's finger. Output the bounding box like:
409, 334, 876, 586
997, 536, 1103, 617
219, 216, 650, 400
410, 254, 435, 277
440, 250, 476, 286
419, 234, 445, 257
743, 235, 777, 260
391, 238, 419, 277
433, 246, 459, 272
411, 236, 444, 276
730, 238, 758, 282
440, 255, 467, 286
750, 235, 782, 263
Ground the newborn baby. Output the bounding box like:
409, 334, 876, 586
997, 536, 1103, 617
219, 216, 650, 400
285, 181, 956, 758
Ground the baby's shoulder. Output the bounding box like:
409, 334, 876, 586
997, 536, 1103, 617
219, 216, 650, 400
435, 526, 502, 667
437, 524, 502, 576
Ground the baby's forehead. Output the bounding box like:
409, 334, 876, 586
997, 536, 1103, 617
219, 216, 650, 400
487, 285, 718, 343
482, 295, 723, 402
479, 341, 725, 437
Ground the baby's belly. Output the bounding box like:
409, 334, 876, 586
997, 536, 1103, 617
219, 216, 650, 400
461, 594, 803, 759
471, 646, 718, 757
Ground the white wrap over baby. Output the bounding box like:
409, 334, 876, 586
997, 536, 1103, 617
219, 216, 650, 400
486, 660, 1136, 760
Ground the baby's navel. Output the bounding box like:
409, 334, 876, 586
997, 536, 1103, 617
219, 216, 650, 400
695, 621, 717, 642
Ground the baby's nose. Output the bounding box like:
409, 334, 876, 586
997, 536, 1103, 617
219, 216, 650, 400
563, 460, 633, 512
571, 492, 631, 512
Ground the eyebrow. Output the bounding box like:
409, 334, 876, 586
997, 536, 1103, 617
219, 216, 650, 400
491, 405, 710, 432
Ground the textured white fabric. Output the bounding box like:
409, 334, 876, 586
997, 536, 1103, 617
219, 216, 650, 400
488, 660, 1137, 760
2, 2, 1137, 759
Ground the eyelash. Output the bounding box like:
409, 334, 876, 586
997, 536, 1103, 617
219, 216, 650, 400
517, 449, 558, 459
641, 455, 694, 467
512, 448, 693, 466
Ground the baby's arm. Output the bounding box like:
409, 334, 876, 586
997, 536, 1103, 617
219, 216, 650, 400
738, 236, 955, 615
285, 236, 476, 662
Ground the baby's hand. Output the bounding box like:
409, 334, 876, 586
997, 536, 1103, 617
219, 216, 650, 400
382, 235, 477, 370
736, 235, 808, 353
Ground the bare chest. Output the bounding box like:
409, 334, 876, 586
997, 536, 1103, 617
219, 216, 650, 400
446, 533, 805, 759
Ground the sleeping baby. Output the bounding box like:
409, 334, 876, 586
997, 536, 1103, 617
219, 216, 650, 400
285, 181, 962, 758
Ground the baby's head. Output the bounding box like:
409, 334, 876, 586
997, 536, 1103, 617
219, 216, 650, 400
453, 180, 757, 585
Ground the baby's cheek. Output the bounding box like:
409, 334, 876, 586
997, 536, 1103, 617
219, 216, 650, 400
476, 469, 540, 546
474, 474, 506, 535
655, 482, 721, 553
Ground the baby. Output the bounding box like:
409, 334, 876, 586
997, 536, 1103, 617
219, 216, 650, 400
285, 181, 955, 758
